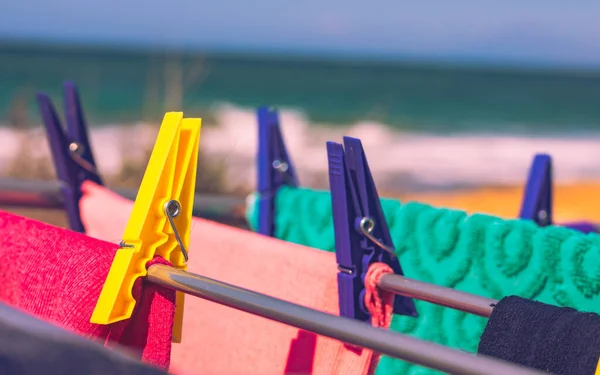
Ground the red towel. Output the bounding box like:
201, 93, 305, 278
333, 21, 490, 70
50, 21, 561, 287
80, 181, 394, 375
0, 211, 176, 370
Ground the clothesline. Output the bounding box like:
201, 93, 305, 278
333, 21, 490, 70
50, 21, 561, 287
378, 274, 497, 317
0, 177, 244, 221
147, 264, 545, 375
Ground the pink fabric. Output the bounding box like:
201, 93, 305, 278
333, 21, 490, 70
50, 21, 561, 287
0, 211, 176, 370
80, 181, 394, 375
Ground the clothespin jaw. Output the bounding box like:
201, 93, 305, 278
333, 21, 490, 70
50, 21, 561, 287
257, 106, 299, 236
91, 112, 201, 344
519, 153, 552, 226
37, 81, 103, 233
328, 136, 417, 322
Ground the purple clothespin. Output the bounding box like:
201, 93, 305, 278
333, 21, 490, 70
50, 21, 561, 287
327, 136, 417, 321
519, 153, 597, 233
36, 82, 103, 233
257, 106, 298, 236
519, 153, 552, 226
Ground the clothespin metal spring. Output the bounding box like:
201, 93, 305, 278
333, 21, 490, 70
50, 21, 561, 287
164, 200, 189, 262
118, 199, 189, 262
119, 199, 189, 262
68, 142, 98, 175
358, 217, 397, 259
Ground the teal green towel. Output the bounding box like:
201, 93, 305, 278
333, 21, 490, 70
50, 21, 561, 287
246, 186, 600, 375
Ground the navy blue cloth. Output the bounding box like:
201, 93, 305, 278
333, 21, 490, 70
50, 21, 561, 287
478, 295, 600, 375
0, 301, 167, 375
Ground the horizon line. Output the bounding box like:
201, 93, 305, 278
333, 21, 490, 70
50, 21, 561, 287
2, 35, 600, 75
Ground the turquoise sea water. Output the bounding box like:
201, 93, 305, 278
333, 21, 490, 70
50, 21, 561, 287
2, 41, 600, 134
2, 41, 600, 191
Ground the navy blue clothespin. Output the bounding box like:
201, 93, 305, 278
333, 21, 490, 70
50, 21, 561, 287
519, 153, 597, 233
37, 81, 103, 233
327, 136, 417, 321
519, 153, 552, 226
257, 106, 299, 236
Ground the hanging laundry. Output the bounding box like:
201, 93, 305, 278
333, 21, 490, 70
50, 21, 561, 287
245, 185, 600, 375
0, 301, 168, 375
0, 211, 176, 370
80, 181, 394, 375
478, 295, 600, 375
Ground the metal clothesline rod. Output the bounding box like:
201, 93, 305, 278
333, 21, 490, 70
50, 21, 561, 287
147, 264, 546, 375
378, 274, 498, 318
0, 177, 246, 220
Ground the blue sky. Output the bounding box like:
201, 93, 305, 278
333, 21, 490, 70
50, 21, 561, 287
1, 0, 600, 67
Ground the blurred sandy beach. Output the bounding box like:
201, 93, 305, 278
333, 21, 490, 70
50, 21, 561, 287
399, 182, 600, 222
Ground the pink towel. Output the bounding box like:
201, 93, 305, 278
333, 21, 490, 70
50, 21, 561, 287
80, 181, 393, 375
0, 210, 176, 370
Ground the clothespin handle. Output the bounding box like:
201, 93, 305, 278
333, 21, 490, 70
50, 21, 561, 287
519, 153, 552, 226
63, 82, 102, 185
257, 106, 298, 236
328, 136, 417, 322
37, 82, 102, 233
91, 113, 201, 346
519, 153, 598, 233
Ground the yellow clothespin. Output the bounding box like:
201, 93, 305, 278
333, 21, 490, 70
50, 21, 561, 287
90, 112, 201, 343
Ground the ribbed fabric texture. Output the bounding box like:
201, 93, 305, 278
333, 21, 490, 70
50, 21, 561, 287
0, 211, 176, 370
246, 186, 600, 375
